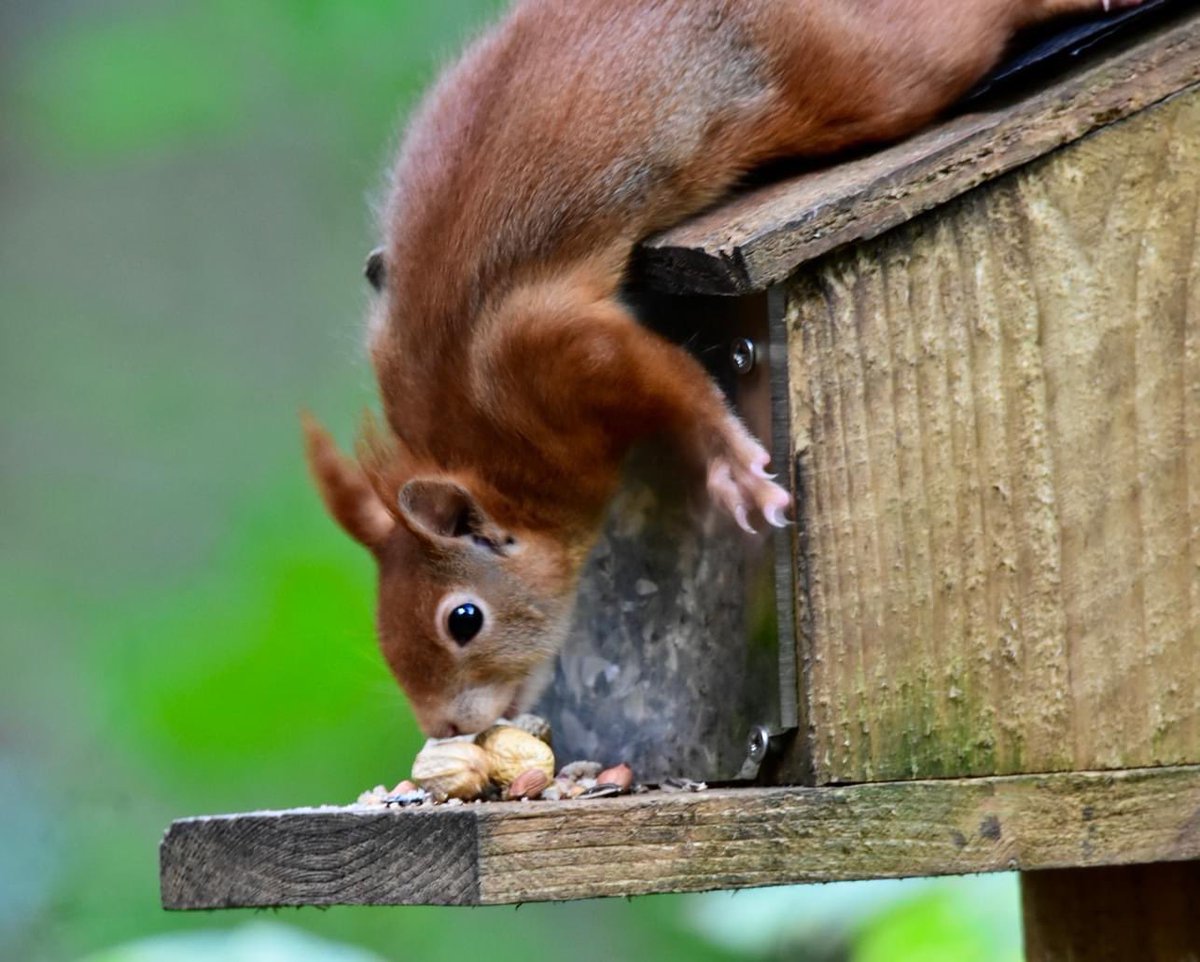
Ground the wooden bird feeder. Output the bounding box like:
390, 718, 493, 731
162, 7, 1200, 957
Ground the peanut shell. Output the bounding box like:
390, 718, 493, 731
411, 739, 490, 801
476, 725, 555, 788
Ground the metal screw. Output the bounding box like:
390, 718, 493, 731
746, 724, 772, 764
730, 337, 757, 375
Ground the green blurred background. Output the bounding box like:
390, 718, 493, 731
1, 2, 1023, 959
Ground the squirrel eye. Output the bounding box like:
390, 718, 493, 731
447, 602, 484, 645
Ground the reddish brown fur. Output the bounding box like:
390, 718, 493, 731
307, 0, 1139, 737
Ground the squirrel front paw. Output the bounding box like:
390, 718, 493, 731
706, 417, 791, 534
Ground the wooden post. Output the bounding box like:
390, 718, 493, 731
641, 12, 1200, 787
1021, 862, 1200, 961
779, 83, 1200, 784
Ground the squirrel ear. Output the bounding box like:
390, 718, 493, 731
398, 478, 512, 550
364, 247, 385, 291
302, 413, 395, 549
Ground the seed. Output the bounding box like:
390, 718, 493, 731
596, 763, 634, 793
506, 768, 550, 800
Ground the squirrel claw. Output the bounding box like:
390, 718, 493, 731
734, 504, 757, 535
707, 415, 792, 536
763, 504, 791, 529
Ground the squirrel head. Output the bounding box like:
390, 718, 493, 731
302, 416, 576, 737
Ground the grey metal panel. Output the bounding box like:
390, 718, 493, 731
533, 292, 796, 782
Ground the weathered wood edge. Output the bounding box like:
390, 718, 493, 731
161, 765, 1200, 908
635, 10, 1200, 295
160, 806, 481, 909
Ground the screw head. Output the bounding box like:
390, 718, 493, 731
730, 337, 757, 375
747, 725, 771, 764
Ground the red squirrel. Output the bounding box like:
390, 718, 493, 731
305, 0, 1141, 738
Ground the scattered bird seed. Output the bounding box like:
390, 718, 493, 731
580, 783, 624, 799
383, 788, 430, 807
659, 777, 708, 793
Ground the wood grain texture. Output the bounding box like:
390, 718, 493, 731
161, 807, 480, 908
786, 88, 1200, 783
635, 10, 1200, 295
160, 765, 1200, 908
1022, 862, 1200, 961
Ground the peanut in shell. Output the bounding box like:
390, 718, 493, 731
476, 724, 555, 788
411, 739, 490, 801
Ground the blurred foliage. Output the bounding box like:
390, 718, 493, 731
1, 1, 1023, 960
82, 923, 388, 962
15, 0, 506, 161
853, 881, 1022, 962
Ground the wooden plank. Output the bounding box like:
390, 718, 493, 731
161, 764, 1200, 908
786, 86, 1200, 783
1022, 862, 1200, 961
635, 10, 1200, 295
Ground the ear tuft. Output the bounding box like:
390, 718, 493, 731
302, 412, 395, 549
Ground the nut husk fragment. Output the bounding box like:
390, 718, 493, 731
558, 760, 602, 781
506, 713, 552, 745
411, 739, 491, 801
356, 785, 388, 806
476, 725, 555, 789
